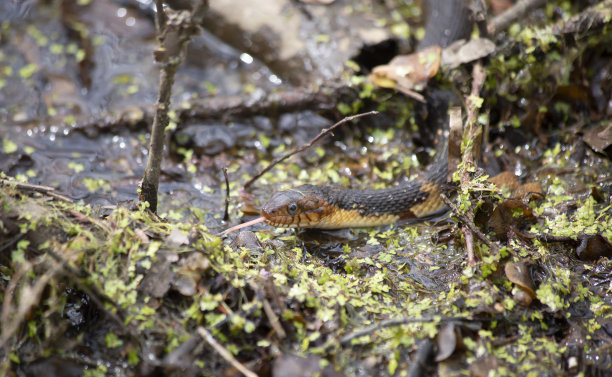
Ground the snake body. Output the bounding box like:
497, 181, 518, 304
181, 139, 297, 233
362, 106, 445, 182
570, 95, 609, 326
261, 0, 471, 229
261, 124, 449, 229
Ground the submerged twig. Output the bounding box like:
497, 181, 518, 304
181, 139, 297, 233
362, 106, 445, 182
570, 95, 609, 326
243, 110, 379, 190
197, 327, 258, 377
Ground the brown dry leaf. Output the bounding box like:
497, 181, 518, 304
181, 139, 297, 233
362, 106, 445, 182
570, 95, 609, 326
505, 261, 536, 304
512, 182, 545, 202
435, 323, 460, 362
513, 289, 533, 306
239, 190, 260, 216
489, 0, 514, 15
583, 123, 612, 154
489, 199, 535, 239
488, 171, 519, 191
369, 45, 441, 101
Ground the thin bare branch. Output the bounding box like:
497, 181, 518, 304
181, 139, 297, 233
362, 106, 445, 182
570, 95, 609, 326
0, 178, 72, 202
243, 110, 379, 190
140, 1, 208, 213
487, 0, 546, 35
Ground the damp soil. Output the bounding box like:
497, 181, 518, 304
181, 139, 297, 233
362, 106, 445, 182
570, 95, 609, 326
1, 1, 612, 377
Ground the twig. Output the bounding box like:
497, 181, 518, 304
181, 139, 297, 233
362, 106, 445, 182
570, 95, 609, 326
447, 107, 463, 182
439, 193, 499, 255
463, 225, 476, 265
243, 110, 379, 190
68, 209, 112, 233
340, 315, 493, 346
262, 298, 286, 339
487, 0, 547, 35
153, 0, 167, 35
518, 232, 578, 244
0, 178, 72, 202
464, 63, 486, 167
223, 167, 230, 222
197, 327, 258, 377
340, 316, 441, 346
140, 1, 208, 213
454, 62, 487, 264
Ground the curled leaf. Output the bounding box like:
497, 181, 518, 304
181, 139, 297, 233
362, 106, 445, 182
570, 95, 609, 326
505, 261, 536, 302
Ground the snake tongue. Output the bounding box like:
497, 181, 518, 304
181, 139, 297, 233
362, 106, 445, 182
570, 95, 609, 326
220, 217, 266, 235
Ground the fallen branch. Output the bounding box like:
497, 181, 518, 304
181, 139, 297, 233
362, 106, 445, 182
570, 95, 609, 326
64, 88, 343, 137
243, 110, 379, 190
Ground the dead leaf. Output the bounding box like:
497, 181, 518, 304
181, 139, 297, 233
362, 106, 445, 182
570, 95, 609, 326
435, 323, 460, 362
489, 199, 537, 239
134, 228, 150, 244
230, 231, 264, 253
441, 38, 496, 69
488, 171, 519, 191
512, 182, 545, 202
370, 45, 441, 100
583, 123, 612, 154
166, 227, 190, 247
505, 261, 536, 306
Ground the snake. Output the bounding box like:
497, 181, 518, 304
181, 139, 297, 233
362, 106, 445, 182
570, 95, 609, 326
260, 0, 472, 229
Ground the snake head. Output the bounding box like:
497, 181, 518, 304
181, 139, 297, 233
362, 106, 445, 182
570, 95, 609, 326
261, 185, 330, 228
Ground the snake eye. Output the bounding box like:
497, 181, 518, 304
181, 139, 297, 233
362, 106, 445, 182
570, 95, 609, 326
287, 202, 298, 215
